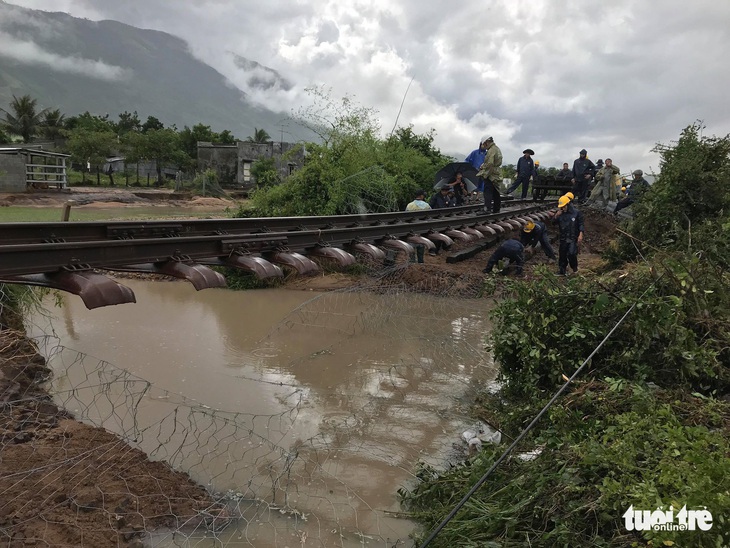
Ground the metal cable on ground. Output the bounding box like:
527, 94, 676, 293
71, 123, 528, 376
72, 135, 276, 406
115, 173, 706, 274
419, 278, 660, 547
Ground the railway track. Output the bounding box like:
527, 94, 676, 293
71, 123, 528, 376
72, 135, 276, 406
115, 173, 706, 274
0, 201, 552, 308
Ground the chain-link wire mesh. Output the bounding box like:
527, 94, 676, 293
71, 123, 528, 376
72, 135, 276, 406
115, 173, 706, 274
333, 167, 400, 215
1, 267, 497, 547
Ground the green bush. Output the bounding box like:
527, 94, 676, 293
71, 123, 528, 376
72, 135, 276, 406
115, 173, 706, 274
250, 157, 281, 188
403, 383, 730, 547
246, 90, 451, 217
490, 260, 730, 399
612, 123, 730, 268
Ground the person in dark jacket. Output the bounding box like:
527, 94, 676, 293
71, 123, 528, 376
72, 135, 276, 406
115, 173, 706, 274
482, 238, 525, 275
429, 186, 455, 209
556, 163, 572, 183
506, 149, 534, 199
614, 169, 650, 215
449, 172, 470, 205
520, 220, 556, 260
571, 149, 595, 202
552, 194, 585, 275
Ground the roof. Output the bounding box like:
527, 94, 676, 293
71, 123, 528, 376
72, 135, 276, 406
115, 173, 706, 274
0, 147, 70, 158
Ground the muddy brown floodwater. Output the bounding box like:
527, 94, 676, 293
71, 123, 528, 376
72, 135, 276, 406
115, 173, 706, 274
27, 279, 497, 547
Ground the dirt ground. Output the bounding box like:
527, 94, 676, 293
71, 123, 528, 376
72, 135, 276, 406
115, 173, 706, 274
0, 186, 235, 211
288, 206, 617, 295
0, 189, 616, 546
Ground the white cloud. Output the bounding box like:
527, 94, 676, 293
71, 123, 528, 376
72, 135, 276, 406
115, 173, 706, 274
5, 0, 730, 170
0, 31, 131, 81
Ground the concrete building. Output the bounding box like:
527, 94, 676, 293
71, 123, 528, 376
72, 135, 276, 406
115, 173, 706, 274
0, 147, 69, 191
197, 140, 305, 188
102, 157, 178, 180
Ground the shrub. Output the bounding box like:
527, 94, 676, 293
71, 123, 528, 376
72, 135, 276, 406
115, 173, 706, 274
402, 383, 730, 548
613, 123, 730, 268
490, 260, 729, 399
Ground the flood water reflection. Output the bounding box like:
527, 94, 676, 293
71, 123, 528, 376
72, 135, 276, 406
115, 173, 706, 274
28, 279, 497, 547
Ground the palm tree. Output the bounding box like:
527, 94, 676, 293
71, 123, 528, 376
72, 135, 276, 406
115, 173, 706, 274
247, 128, 271, 143
1, 94, 48, 143
40, 108, 66, 140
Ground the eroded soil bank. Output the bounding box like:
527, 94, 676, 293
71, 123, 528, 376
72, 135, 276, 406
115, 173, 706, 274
0, 320, 228, 546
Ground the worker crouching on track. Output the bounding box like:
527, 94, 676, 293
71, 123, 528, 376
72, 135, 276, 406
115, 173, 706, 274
520, 220, 556, 260
551, 195, 585, 276
482, 239, 525, 276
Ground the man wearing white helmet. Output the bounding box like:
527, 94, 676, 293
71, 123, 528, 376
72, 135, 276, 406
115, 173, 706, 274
476, 136, 503, 213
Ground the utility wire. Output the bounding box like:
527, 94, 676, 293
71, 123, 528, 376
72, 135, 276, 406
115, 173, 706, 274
419, 279, 660, 547
389, 76, 414, 138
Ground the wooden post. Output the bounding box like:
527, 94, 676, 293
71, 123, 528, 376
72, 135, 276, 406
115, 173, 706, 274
62, 201, 72, 221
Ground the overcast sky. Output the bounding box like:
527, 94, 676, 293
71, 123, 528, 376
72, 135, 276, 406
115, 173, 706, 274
6, 0, 730, 172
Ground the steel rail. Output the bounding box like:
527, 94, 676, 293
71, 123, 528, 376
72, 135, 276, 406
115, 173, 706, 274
0, 200, 535, 244
0, 233, 288, 277
0, 203, 548, 278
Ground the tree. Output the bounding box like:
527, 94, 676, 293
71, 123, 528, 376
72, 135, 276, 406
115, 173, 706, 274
128, 128, 184, 185
247, 128, 271, 143
66, 128, 116, 184
141, 116, 164, 133
217, 130, 236, 144
40, 109, 66, 140
616, 122, 730, 268
116, 111, 141, 136
250, 88, 450, 216
65, 111, 115, 133
500, 164, 516, 180
179, 123, 217, 160
1, 94, 47, 143
250, 157, 280, 188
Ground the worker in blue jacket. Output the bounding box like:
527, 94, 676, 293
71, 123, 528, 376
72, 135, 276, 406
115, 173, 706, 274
506, 149, 535, 199
520, 220, 556, 260
571, 149, 595, 202
465, 138, 488, 194
483, 239, 525, 275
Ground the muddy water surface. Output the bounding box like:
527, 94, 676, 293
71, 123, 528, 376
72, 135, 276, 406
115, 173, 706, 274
29, 280, 496, 547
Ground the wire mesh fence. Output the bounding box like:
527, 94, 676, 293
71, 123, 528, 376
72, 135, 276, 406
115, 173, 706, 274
1, 271, 496, 547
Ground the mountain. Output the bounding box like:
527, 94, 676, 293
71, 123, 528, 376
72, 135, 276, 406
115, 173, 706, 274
229, 53, 293, 93
0, 1, 297, 139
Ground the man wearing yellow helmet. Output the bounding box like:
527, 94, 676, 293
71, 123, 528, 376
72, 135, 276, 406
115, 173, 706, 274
552, 194, 585, 275
520, 219, 556, 260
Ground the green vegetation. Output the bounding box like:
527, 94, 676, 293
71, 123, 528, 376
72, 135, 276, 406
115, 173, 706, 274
250, 157, 281, 188
1, 97, 244, 187
404, 382, 729, 547
242, 87, 452, 217
247, 128, 271, 143
2, 91, 452, 203
1, 94, 47, 143
402, 125, 730, 547
611, 122, 730, 269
